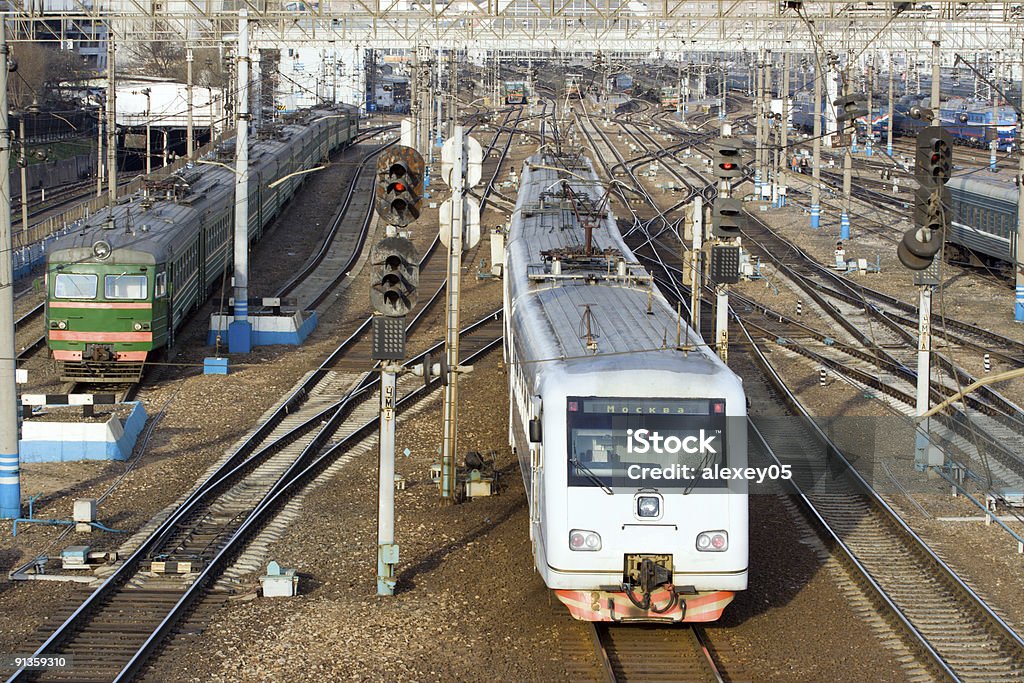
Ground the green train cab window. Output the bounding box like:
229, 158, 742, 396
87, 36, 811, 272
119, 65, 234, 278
105, 274, 148, 299
155, 273, 167, 298
54, 273, 97, 299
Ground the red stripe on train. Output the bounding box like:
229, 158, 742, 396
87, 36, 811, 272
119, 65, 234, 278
49, 302, 152, 309
49, 331, 153, 342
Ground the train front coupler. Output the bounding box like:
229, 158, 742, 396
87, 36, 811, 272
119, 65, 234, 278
622, 556, 680, 614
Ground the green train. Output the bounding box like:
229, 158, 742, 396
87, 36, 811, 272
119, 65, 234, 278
45, 106, 358, 382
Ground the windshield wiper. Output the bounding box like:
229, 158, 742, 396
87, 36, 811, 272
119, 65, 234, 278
570, 457, 614, 496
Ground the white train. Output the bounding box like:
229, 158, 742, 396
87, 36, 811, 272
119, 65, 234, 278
503, 152, 748, 622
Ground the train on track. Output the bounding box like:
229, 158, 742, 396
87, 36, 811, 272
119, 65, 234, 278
947, 176, 1019, 271
892, 96, 1018, 151
503, 81, 527, 105
504, 151, 748, 623
565, 73, 585, 99
44, 105, 358, 382
789, 92, 1016, 150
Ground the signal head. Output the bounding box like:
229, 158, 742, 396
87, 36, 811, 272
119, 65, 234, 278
376, 146, 425, 227
915, 128, 953, 189
370, 236, 420, 317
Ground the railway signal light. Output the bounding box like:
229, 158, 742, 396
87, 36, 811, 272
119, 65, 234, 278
370, 236, 419, 317
915, 127, 953, 189
711, 197, 743, 238
834, 94, 868, 127
712, 138, 742, 179
375, 145, 425, 227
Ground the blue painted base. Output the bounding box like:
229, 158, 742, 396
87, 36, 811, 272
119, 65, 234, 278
1016, 285, 1024, 322
209, 312, 318, 348
840, 212, 850, 240
0, 452, 20, 519
887, 144, 893, 156
204, 357, 229, 375
20, 402, 148, 463
810, 204, 821, 230
228, 320, 253, 353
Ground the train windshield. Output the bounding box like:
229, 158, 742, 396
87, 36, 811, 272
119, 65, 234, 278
566, 397, 727, 490
53, 273, 97, 299
105, 274, 147, 299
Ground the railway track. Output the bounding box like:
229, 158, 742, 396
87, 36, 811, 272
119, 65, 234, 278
7, 105, 532, 682
578, 106, 1024, 679
590, 624, 725, 682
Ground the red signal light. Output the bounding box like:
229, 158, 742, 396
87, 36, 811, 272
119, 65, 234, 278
721, 163, 735, 170
393, 182, 406, 192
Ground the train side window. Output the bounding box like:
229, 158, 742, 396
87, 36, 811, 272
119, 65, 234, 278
155, 272, 167, 298
105, 274, 147, 299
54, 273, 97, 299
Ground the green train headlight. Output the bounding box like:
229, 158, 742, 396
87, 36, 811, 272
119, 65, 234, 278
49, 320, 68, 330
133, 322, 151, 331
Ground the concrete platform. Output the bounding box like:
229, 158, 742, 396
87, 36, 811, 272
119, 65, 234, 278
207, 311, 318, 347
20, 402, 148, 462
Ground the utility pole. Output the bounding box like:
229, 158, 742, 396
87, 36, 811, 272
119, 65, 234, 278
96, 102, 103, 196
915, 39, 942, 469
764, 53, 773, 203
811, 61, 822, 229
186, 47, 194, 158
690, 196, 702, 331
866, 58, 874, 157
106, 24, 116, 209
840, 60, 853, 241
990, 56, 999, 173
754, 56, 763, 198
778, 50, 789, 208
439, 125, 481, 503
18, 118, 27, 237
441, 125, 466, 503
887, 54, 895, 157
0, 18, 21, 519
228, 9, 251, 353
1016, 37, 1024, 323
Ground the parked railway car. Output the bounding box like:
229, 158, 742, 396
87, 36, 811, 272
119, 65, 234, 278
503, 81, 527, 105
946, 176, 1019, 270
893, 96, 1017, 150
504, 152, 748, 623
659, 86, 680, 110
45, 106, 358, 382
790, 94, 888, 138
565, 73, 584, 99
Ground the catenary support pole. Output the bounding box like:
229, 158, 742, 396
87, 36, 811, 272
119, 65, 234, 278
377, 364, 399, 595
915, 39, 943, 469
1016, 38, 1024, 323
186, 47, 194, 157
811, 63, 822, 229
690, 196, 702, 331
229, 9, 251, 353
887, 55, 895, 157
0, 19, 22, 519
106, 25, 116, 209
440, 125, 465, 503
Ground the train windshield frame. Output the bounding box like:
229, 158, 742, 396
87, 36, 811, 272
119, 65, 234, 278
565, 396, 728, 490
53, 273, 98, 299
104, 274, 148, 300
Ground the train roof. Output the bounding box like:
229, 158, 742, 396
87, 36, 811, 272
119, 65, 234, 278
46, 198, 201, 266
46, 105, 355, 266
507, 152, 738, 389
947, 175, 1019, 204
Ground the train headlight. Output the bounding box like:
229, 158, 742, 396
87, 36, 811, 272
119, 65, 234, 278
636, 495, 661, 519
569, 529, 602, 551
50, 320, 68, 330
133, 322, 143, 331
696, 530, 728, 552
